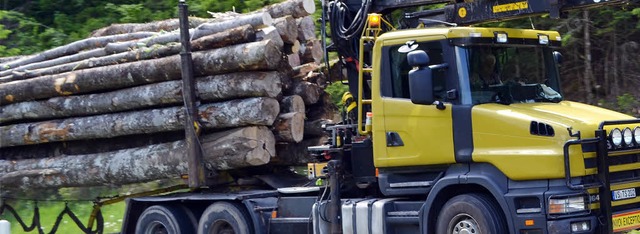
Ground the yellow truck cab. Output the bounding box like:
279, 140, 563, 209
350, 23, 640, 233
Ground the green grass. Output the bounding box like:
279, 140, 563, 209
1, 200, 125, 234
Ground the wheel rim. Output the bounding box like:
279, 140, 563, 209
448, 213, 480, 234
210, 220, 235, 234
144, 221, 168, 234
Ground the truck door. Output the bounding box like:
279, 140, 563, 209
375, 38, 456, 168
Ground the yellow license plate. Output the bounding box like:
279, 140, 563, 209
612, 210, 640, 232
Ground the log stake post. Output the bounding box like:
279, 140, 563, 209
179, 0, 209, 188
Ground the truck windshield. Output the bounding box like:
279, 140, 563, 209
463, 46, 563, 105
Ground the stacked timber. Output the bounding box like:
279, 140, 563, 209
0, 0, 338, 190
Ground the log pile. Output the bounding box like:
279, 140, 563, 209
0, 0, 339, 190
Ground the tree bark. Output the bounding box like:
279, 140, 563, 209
287, 53, 301, 68
256, 0, 316, 18
90, 17, 212, 37
0, 32, 156, 71
0, 126, 276, 189
191, 13, 272, 39
101, 25, 233, 54
300, 40, 323, 64
292, 62, 320, 79
612, 31, 620, 97
296, 16, 316, 42
0, 55, 30, 64
582, 10, 595, 104
272, 112, 305, 143
280, 95, 305, 114
0, 40, 283, 105
256, 26, 284, 48
0, 97, 279, 147
191, 25, 256, 51
273, 16, 299, 44
0, 25, 257, 83
272, 136, 327, 165
0, 72, 282, 123
0, 131, 184, 160
0, 48, 107, 78
287, 80, 322, 105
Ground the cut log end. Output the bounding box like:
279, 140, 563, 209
272, 112, 304, 143
280, 95, 305, 114
302, 0, 316, 15
260, 12, 274, 28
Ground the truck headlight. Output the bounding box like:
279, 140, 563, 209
610, 128, 623, 147
623, 127, 633, 146
634, 127, 640, 145
548, 195, 587, 215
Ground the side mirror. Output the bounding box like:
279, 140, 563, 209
553, 51, 563, 64
407, 50, 434, 105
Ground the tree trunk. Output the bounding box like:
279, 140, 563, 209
300, 40, 323, 64
191, 25, 256, 50
191, 13, 272, 39
280, 95, 305, 114
304, 72, 327, 87
0, 32, 156, 71
104, 25, 253, 54
1, 45, 180, 83
296, 16, 316, 42
0, 55, 30, 64
90, 17, 212, 37
256, 26, 284, 48
287, 81, 322, 105
0, 72, 282, 123
272, 112, 305, 143
0, 48, 107, 78
257, 0, 316, 18
0, 25, 257, 83
0, 40, 283, 105
287, 53, 301, 68
304, 119, 333, 137
292, 63, 320, 79
0, 126, 276, 189
272, 136, 327, 165
273, 16, 299, 44
612, 31, 620, 97
0, 131, 184, 160
0, 97, 279, 147
582, 10, 595, 104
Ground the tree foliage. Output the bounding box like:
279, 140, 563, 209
1, 1, 639, 115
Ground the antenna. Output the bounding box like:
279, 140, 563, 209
418, 18, 457, 27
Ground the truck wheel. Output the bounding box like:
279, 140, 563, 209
436, 193, 507, 234
198, 201, 253, 234
135, 204, 195, 234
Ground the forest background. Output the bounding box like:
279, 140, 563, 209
0, 0, 640, 233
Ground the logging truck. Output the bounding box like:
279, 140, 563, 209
113, 0, 640, 233
2, 0, 639, 233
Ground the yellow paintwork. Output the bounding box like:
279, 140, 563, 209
368, 26, 638, 182
472, 101, 634, 180
370, 33, 456, 167
376, 27, 561, 42
377, 99, 456, 167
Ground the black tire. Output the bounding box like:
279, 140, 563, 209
135, 204, 196, 234
436, 193, 507, 234
198, 201, 253, 234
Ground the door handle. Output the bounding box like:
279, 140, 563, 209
386, 132, 404, 147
